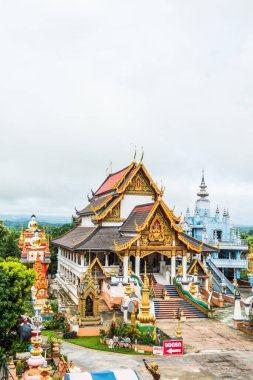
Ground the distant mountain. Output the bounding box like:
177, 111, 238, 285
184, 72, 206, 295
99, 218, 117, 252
236, 225, 253, 233
0, 214, 71, 228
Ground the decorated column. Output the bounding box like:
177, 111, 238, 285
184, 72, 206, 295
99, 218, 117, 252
135, 250, 140, 277
233, 284, 243, 327
137, 262, 156, 329
171, 254, 176, 284
182, 254, 187, 283
123, 251, 129, 283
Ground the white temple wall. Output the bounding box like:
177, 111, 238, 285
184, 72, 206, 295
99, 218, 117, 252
120, 194, 153, 219
81, 216, 94, 227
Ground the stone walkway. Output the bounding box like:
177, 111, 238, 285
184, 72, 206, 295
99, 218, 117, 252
59, 305, 253, 379
61, 340, 253, 380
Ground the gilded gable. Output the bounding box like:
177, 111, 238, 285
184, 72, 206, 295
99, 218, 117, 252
125, 171, 154, 196
103, 202, 121, 222
139, 208, 183, 248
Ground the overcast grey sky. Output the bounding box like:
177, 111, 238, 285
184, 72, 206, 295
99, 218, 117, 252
0, 1, 253, 224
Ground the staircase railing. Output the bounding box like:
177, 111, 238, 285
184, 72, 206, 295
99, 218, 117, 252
131, 273, 143, 287
173, 276, 211, 316
207, 259, 234, 294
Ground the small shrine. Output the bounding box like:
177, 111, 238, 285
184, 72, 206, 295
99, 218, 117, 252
137, 262, 156, 331
77, 268, 102, 326
19, 215, 51, 312
19, 215, 51, 265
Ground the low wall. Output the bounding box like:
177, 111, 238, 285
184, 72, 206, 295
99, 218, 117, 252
201, 288, 223, 307
77, 325, 109, 337
237, 279, 251, 288
101, 291, 122, 310
237, 322, 253, 336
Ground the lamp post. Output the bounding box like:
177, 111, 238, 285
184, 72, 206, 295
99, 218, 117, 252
174, 308, 183, 338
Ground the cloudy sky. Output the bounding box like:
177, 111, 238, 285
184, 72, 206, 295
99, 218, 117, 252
0, 1, 253, 224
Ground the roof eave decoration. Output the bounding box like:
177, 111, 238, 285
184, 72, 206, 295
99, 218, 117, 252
178, 234, 202, 253
114, 234, 140, 252
95, 194, 124, 221
116, 163, 162, 196
134, 199, 182, 234
187, 258, 210, 276
89, 257, 110, 278
92, 194, 114, 212
112, 161, 136, 190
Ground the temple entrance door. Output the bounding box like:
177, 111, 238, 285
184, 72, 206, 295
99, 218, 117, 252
140, 253, 173, 284
86, 295, 93, 316
130, 256, 135, 272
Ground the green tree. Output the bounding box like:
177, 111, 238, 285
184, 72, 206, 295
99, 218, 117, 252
0, 225, 20, 259
0, 259, 36, 351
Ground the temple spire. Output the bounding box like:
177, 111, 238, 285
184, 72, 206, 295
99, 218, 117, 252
197, 170, 209, 199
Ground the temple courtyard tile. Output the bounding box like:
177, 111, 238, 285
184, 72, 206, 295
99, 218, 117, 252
61, 318, 253, 379
156, 318, 253, 352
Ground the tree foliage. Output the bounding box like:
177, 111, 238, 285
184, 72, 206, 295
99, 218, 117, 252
0, 259, 36, 351
0, 224, 20, 259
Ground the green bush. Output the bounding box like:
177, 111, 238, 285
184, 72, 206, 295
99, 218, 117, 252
43, 313, 66, 330
240, 269, 250, 280
99, 329, 107, 342
63, 331, 77, 339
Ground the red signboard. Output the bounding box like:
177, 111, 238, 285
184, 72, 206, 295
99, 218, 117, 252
163, 340, 183, 356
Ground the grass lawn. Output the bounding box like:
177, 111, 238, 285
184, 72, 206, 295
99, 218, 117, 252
41, 330, 63, 340
64, 336, 150, 355
42, 330, 150, 355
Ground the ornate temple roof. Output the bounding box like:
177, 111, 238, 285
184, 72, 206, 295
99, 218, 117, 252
181, 233, 217, 252
76, 226, 120, 251
53, 160, 218, 255
95, 164, 134, 196
119, 203, 154, 233
52, 226, 97, 249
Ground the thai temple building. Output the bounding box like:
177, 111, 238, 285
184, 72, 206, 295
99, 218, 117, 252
52, 159, 220, 320
184, 172, 248, 293
19, 215, 51, 309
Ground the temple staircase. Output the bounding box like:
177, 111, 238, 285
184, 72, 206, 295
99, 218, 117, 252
206, 259, 234, 295
153, 284, 207, 319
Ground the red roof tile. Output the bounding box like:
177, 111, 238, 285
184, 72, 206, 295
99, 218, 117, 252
95, 167, 129, 195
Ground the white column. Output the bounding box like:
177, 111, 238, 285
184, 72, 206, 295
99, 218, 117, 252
123, 253, 129, 283
182, 255, 187, 282
233, 296, 243, 321
105, 253, 109, 267
81, 254, 84, 266
202, 254, 207, 267
135, 255, 140, 277
171, 255, 176, 284
57, 248, 61, 274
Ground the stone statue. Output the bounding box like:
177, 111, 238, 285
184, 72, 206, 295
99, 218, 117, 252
143, 359, 161, 380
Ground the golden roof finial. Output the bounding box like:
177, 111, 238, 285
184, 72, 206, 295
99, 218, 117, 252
140, 146, 144, 164
133, 145, 137, 163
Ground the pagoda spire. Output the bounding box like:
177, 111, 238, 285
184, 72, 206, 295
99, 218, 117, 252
197, 170, 209, 199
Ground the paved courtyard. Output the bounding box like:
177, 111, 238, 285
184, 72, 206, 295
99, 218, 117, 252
61, 316, 253, 380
